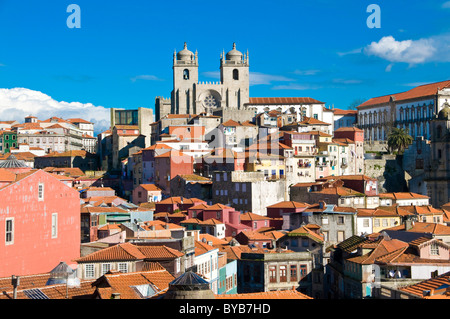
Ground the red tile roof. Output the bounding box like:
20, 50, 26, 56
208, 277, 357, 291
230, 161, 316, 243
357, 80, 450, 109
247, 97, 324, 105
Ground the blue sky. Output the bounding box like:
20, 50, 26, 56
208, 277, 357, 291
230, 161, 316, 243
1, 0, 450, 118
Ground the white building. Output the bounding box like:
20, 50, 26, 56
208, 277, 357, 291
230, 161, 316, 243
357, 80, 450, 142
194, 240, 220, 294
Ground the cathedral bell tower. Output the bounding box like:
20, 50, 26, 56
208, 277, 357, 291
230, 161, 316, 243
172, 42, 198, 114
220, 43, 249, 110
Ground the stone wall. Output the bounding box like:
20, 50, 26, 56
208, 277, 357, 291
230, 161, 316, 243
364, 155, 408, 193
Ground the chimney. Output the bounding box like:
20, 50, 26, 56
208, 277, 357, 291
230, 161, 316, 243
11, 275, 19, 300
405, 219, 414, 231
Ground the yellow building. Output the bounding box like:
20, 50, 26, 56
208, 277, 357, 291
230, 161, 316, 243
244, 151, 286, 180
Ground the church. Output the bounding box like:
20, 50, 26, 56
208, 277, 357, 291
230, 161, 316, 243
155, 42, 253, 122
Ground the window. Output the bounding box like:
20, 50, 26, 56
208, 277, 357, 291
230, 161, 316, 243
322, 217, 328, 225
51, 213, 58, 238
118, 263, 128, 273
323, 231, 329, 242
290, 265, 298, 282
337, 231, 345, 242
374, 219, 380, 227
382, 219, 388, 227
302, 238, 309, 247
5, 218, 14, 245
102, 263, 111, 275
430, 242, 439, 255
38, 183, 44, 201
363, 219, 370, 227
300, 265, 307, 279
279, 265, 287, 282
183, 69, 189, 80
269, 266, 277, 283
242, 183, 246, 192
85, 264, 95, 278
233, 69, 239, 80
337, 216, 345, 224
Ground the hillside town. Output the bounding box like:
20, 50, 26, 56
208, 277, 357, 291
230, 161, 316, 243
1, 43, 450, 301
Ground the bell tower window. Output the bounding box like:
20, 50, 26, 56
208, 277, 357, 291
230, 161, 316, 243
233, 69, 239, 80
183, 69, 189, 80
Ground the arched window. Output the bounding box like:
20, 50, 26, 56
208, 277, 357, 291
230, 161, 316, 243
183, 69, 189, 80
233, 69, 239, 80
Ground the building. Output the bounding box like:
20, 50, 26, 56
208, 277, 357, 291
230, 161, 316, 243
34, 150, 98, 172
132, 183, 162, 205
156, 42, 252, 122
245, 97, 334, 133
332, 108, 357, 131
154, 149, 194, 195
357, 80, 450, 143
237, 250, 314, 296
212, 171, 287, 216
426, 102, 450, 207
75, 242, 185, 280
0, 169, 81, 277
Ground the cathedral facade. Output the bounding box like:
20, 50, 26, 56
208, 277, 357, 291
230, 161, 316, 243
155, 43, 250, 121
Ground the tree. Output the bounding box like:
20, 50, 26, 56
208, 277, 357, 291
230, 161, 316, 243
348, 98, 367, 110
387, 127, 413, 154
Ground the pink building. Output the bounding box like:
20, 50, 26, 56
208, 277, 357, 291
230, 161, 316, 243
154, 149, 193, 194
187, 203, 250, 237
266, 201, 310, 219
0, 169, 80, 277
132, 183, 162, 205
240, 212, 271, 231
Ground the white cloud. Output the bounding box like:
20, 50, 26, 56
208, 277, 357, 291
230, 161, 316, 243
271, 83, 320, 90
131, 74, 162, 82
442, 1, 450, 8
337, 48, 362, 57
332, 79, 363, 84
293, 69, 321, 76
385, 63, 394, 72
0, 88, 110, 135
363, 36, 436, 64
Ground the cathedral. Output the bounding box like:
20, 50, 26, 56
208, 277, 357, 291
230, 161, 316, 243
155, 43, 253, 121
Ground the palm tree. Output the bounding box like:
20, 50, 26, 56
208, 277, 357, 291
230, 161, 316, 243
387, 127, 413, 154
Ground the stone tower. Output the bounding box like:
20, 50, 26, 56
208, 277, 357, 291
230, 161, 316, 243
163, 270, 215, 299
220, 42, 250, 110
172, 42, 199, 115
426, 101, 450, 207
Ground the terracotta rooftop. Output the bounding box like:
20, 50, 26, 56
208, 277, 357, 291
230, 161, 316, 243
247, 97, 324, 105
216, 288, 313, 299
267, 201, 310, 209
92, 266, 174, 299
379, 192, 429, 200
240, 212, 271, 221
139, 184, 162, 192
399, 271, 450, 298
75, 243, 184, 263
357, 80, 450, 109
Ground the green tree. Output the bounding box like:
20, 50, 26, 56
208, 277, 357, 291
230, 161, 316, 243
387, 127, 413, 154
